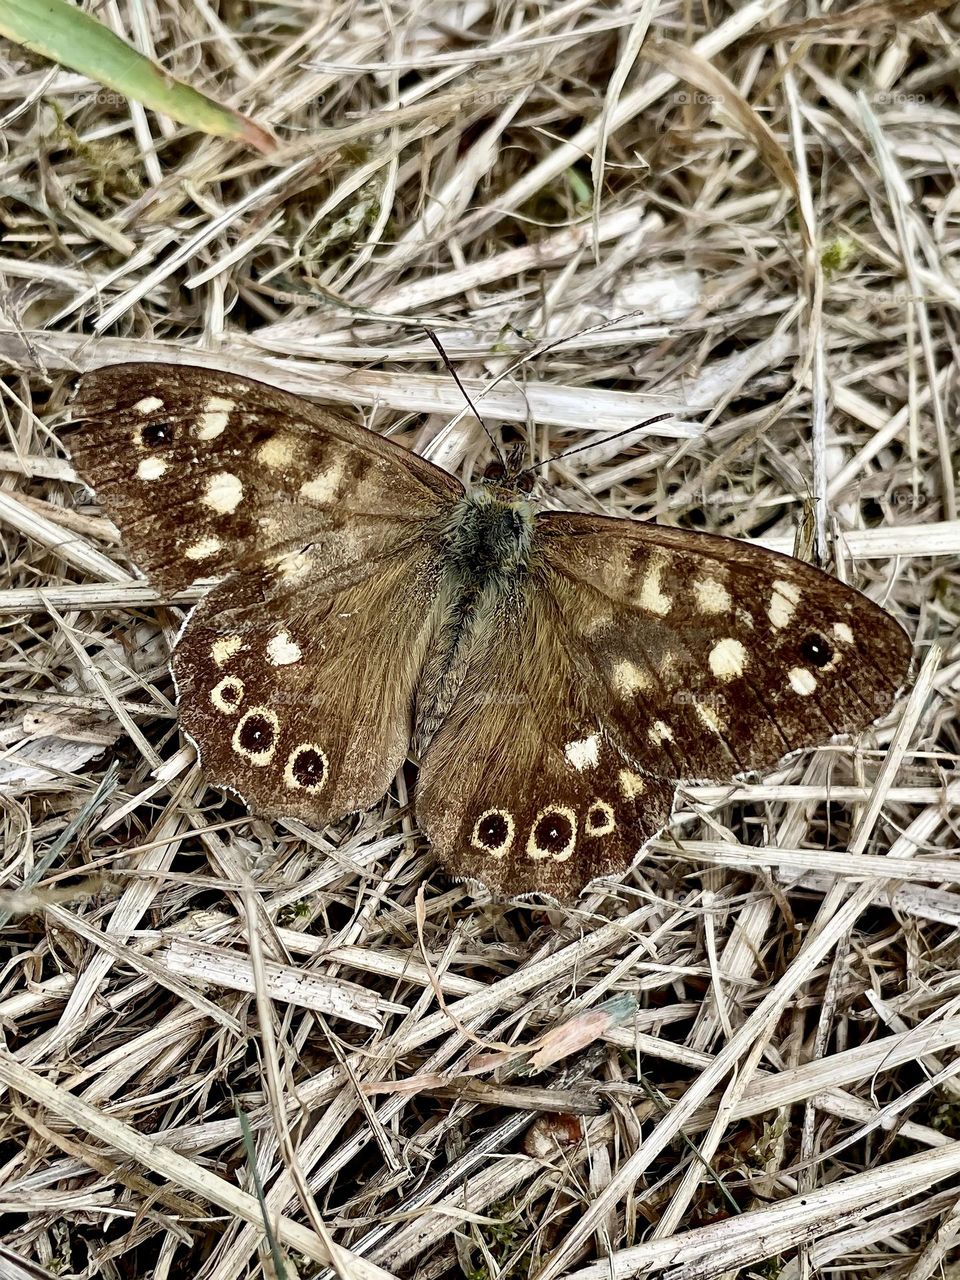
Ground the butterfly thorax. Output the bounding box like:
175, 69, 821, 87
443, 484, 535, 586
412, 486, 535, 755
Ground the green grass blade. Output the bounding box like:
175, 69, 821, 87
0, 0, 275, 153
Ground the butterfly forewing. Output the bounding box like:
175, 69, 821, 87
69, 363, 462, 593
68, 361, 463, 833
537, 513, 911, 782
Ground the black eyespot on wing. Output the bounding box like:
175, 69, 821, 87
534, 810, 574, 854
141, 420, 175, 448
218, 678, 243, 709
477, 812, 509, 848
291, 746, 325, 786
585, 801, 614, 836
239, 714, 276, 753
799, 633, 834, 668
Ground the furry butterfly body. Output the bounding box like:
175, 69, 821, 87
67, 363, 912, 898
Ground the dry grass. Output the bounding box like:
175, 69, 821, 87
1, 2, 960, 1278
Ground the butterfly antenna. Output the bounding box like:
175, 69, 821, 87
466, 308, 653, 406
516, 413, 676, 478
424, 328, 506, 466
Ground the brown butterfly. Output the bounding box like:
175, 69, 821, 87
66, 363, 911, 899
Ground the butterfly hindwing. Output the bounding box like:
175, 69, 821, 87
173, 537, 445, 822
69, 363, 462, 593
416, 590, 677, 898
537, 513, 911, 782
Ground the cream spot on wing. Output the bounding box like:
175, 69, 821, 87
612, 659, 650, 695
638, 557, 672, 616
212, 635, 242, 666
768, 578, 802, 630
470, 808, 515, 858
709, 637, 747, 680
233, 706, 280, 765
526, 806, 577, 862
585, 800, 616, 837
185, 536, 221, 561
695, 700, 725, 735
694, 576, 731, 614
257, 434, 297, 468
137, 457, 167, 481
134, 396, 163, 414
267, 631, 302, 666
278, 550, 312, 584
833, 622, 854, 645
284, 742, 328, 793
564, 733, 600, 771
618, 769, 646, 799
788, 667, 818, 696
210, 676, 244, 714
648, 720, 674, 746
300, 457, 346, 504
195, 396, 234, 441
202, 471, 243, 514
